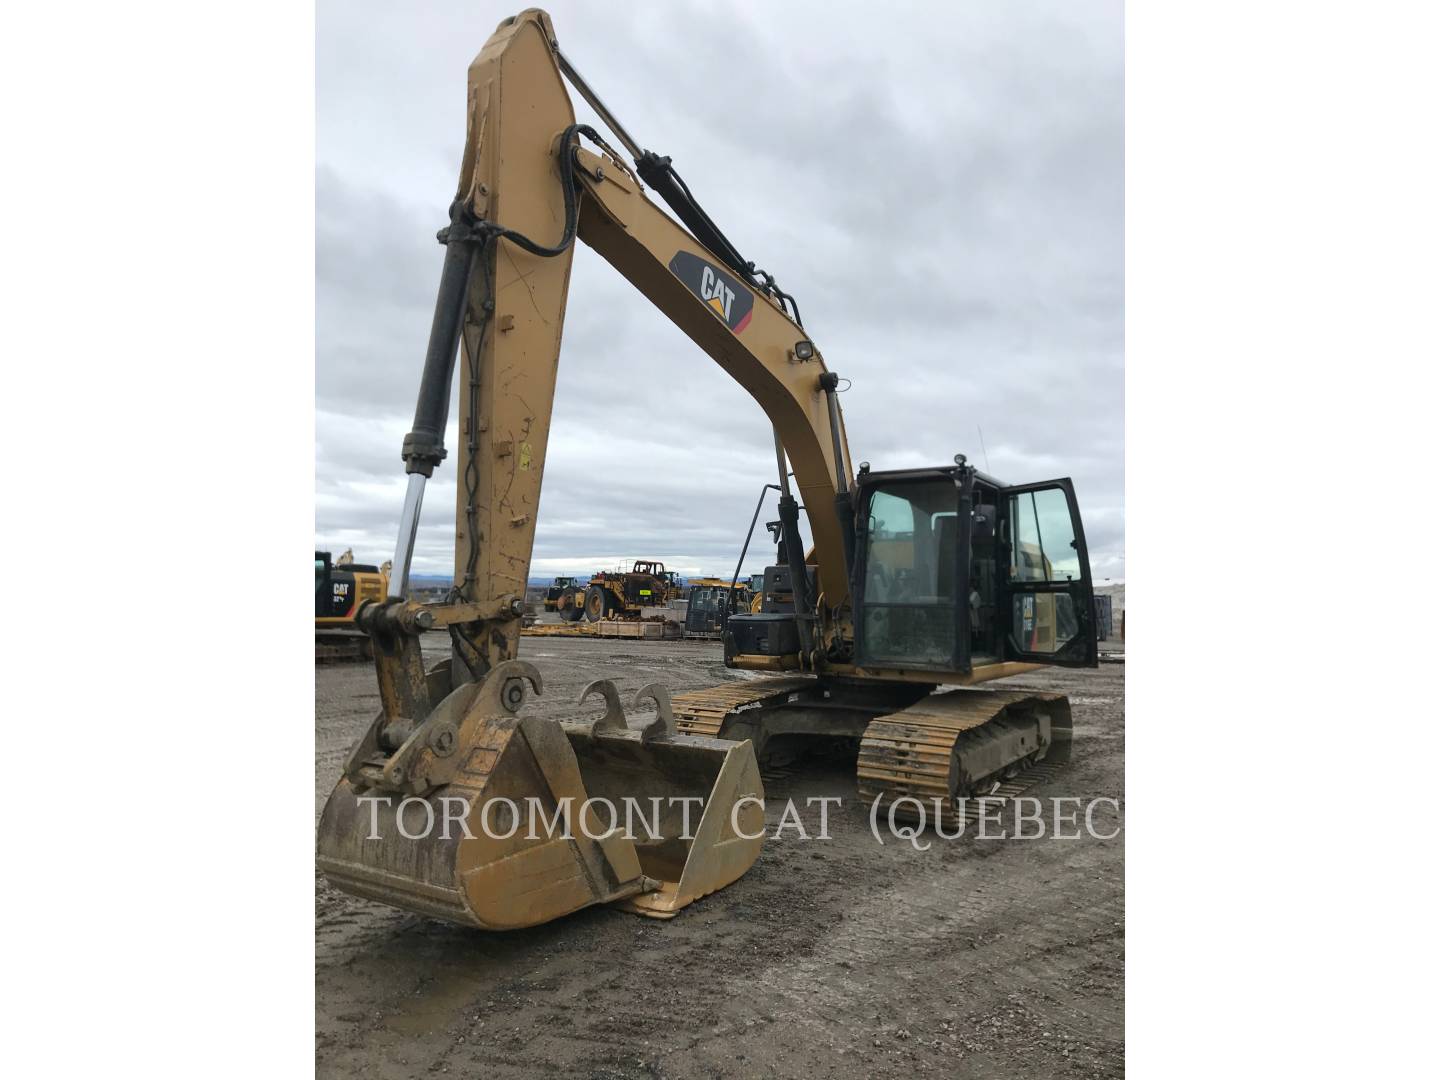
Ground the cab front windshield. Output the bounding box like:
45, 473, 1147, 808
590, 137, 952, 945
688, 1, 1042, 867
859, 479, 959, 667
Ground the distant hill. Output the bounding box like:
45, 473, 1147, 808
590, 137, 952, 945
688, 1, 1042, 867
409, 574, 584, 588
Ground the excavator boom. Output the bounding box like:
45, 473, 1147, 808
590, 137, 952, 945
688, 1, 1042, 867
381, 8, 853, 681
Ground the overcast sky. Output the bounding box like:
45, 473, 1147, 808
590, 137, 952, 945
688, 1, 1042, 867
316, 0, 1123, 583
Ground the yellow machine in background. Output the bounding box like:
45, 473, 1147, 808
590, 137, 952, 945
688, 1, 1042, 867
317, 9, 1098, 932
315, 550, 390, 661
574, 560, 681, 622
683, 578, 754, 637
541, 575, 581, 617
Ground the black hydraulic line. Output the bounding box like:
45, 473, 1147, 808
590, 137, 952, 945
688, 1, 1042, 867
635, 151, 803, 326
817, 371, 848, 493
777, 491, 814, 655
818, 371, 857, 578
401, 199, 481, 477
769, 433, 813, 656
555, 47, 804, 326
833, 490, 856, 583
399, 123, 592, 478
729, 483, 781, 594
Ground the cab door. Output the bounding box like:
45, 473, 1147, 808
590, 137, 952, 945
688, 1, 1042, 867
998, 479, 1097, 667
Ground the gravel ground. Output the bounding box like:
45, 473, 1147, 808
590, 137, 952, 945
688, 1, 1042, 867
316, 635, 1125, 1078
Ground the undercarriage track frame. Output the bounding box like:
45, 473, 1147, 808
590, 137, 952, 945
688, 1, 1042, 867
673, 676, 1074, 829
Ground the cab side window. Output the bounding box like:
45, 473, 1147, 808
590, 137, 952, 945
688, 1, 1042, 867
1008, 487, 1080, 583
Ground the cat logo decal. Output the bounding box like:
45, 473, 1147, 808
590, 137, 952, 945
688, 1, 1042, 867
668, 251, 754, 334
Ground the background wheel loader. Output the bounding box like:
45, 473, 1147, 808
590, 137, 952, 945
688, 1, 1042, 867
541, 575, 578, 611
542, 575, 582, 620
317, 8, 1097, 931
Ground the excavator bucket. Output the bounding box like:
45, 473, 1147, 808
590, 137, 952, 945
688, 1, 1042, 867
564, 680, 768, 918
316, 661, 764, 930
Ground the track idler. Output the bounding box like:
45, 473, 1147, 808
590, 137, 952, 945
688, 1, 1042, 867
316, 661, 765, 929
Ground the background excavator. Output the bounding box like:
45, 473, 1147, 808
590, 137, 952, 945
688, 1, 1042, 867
315, 550, 390, 661
317, 8, 1097, 932
683, 578, 755, 638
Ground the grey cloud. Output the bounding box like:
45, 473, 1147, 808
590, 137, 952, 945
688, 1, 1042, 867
317, 0, 1123, 584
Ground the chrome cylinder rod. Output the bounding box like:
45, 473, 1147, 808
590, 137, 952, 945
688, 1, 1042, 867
389, 472, 427, 598
773, 430, 792, 498
555, 47, 644, 162
824, 383, 848, 493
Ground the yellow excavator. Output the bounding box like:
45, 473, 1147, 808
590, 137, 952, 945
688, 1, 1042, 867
317, 9, 1097, 931
683, 578, 754, 637
315, 550, 390, 661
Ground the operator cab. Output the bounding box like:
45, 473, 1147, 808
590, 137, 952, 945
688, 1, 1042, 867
850, 465, 1098, 673
685, 582, 750, 636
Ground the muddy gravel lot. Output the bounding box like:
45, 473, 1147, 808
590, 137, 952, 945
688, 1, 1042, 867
316, 635, 1124, 1078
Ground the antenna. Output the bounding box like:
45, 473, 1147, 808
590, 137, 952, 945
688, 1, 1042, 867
976, 425, 991, 473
